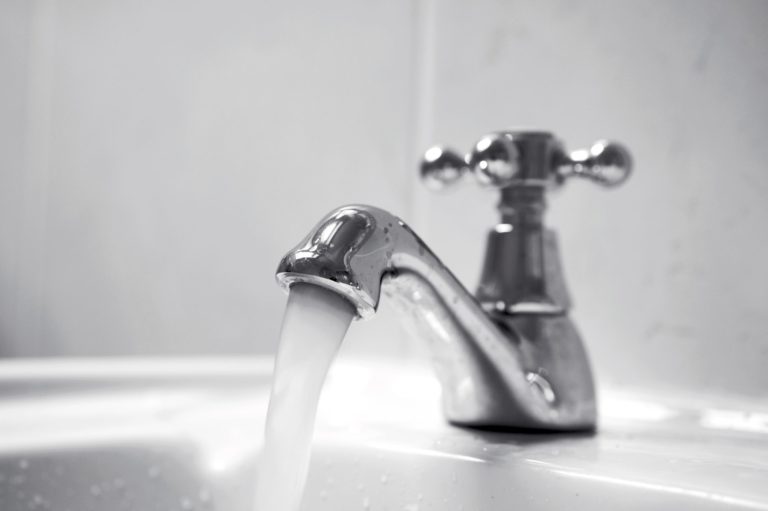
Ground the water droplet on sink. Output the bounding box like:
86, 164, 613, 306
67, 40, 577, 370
18, 459, 29, 470
380, 473, 388, 484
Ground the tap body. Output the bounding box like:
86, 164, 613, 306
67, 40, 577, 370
276, 130, 631, 431
276, 204, 595, 431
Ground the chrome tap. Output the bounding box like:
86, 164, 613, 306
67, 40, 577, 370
276, 130, 632, 431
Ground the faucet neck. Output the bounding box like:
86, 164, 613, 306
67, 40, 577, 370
498, 184, 546, 226
477, 183, 571, 316
276, 204, 597, 430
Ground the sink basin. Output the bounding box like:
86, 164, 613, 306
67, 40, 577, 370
0, 357, 766, 510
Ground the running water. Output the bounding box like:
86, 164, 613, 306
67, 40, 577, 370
254, 283, 355, 511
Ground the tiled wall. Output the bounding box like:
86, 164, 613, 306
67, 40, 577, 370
0, 0, 416, 355
1, 0, 767, 397
420, 0, 768, 397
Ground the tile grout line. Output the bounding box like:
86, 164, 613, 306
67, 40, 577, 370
16, 0, 57, 355
406, 0, 437, 231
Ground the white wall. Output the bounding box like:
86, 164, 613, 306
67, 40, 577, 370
420, 0, 768, 398
1, 0, 416, 355
1, 1, 767, 397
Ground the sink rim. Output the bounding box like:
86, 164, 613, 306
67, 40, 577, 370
1, 356, 767, 509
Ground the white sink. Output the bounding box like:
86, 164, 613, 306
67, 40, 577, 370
0, 357, 766, 510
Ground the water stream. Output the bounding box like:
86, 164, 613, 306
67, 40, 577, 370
253, 283, 355, 511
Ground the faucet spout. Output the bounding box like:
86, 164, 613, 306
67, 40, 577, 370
276, 204, 596, 431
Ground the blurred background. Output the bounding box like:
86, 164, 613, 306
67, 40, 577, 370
1, 0, 766, 398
